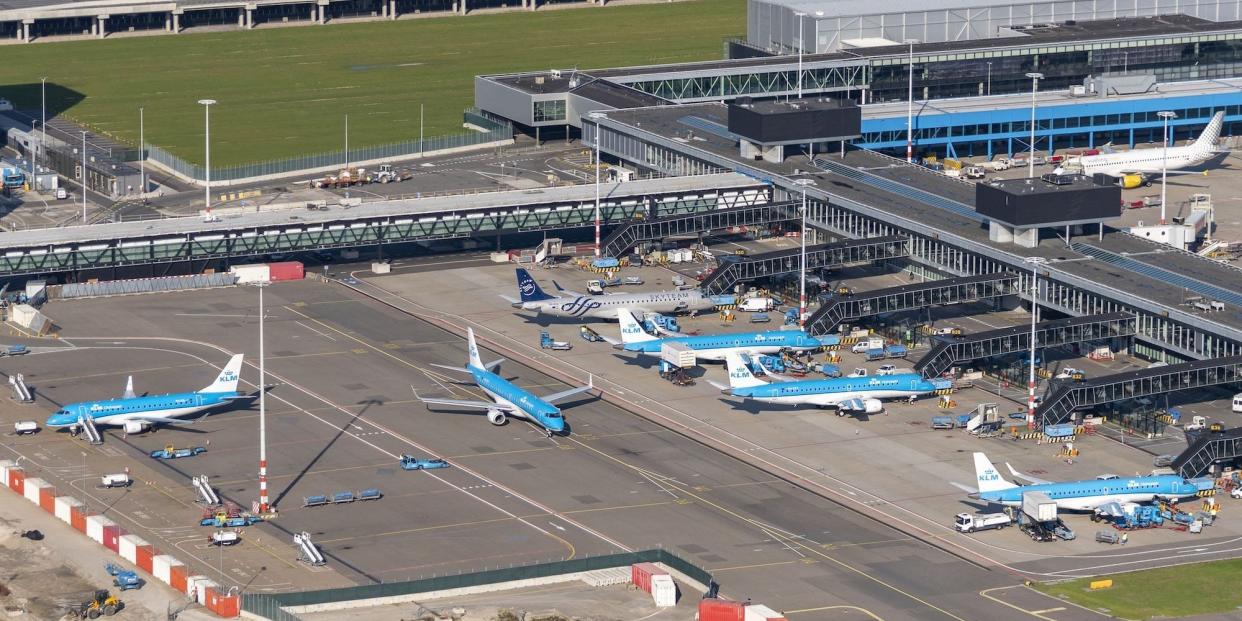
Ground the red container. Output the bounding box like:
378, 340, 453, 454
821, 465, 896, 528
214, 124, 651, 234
631, 562, 667, 593
205, 588, 241, 618
170, 565, 188, 593
699, 599, 747, 621
102, 525, 125, 552
70, 507, 89, 532
267, 261, 304, 281
7, 468, 24, 495
38, 487, 56, 513
135, 546, 155, 574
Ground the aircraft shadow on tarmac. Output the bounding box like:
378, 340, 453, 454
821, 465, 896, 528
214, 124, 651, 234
271, 398, 381, 508
714, 397, 872, 421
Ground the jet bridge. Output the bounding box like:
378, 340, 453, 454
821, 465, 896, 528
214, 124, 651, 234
914, 313, 1136, 378
599, 201, 792, 258
1035, 356, 1242, 427
805, 273, 1020, 336
1173, 427, 1242, 479
698, 236, 908, 296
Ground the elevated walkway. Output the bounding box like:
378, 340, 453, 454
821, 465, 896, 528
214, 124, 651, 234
599, 201, 791, 258
698, 235, 908, 296
1035, 355, 1242, 426
805, 273, 1019, 336
914, 312, 1136, 378
1173, 428, 1242, 479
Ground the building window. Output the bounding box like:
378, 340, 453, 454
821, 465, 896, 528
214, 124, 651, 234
532, 100, 566, 123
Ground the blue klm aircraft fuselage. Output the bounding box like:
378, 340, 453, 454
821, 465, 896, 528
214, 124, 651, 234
469, 365, 565, 433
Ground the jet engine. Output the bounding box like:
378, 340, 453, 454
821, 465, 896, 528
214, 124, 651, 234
123, 421, 151, 435
1118, 174, 1148, 189
861, 398, 884, 414
487, 409, 507, 426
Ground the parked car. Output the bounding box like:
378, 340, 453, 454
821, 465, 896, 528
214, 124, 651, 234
876, 364, 897, 376
1153, 454, 1175, 468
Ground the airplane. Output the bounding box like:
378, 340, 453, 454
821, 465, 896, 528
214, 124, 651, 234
710, 352, 951, 414
1077, 111, 1226, 188
45, 354, 247, 434
958, 452, 1208, 512
502, 268, 716, 320
609, 308, 827, 362
415, 327, 593, 436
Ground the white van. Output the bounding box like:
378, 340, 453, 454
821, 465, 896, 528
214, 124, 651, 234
738, 297, 775, 312
1232, 393, 1242, 413
851, 338, 884, 354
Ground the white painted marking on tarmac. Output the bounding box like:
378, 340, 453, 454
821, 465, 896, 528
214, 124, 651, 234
549, 522, 566, 531
295, 320, 338, 341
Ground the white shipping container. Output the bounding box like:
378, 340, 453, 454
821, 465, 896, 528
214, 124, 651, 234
86, 514, 117, 544
152, 555, 182, 583
187, 575, 217, 602
230, 264, 271, 284
23, 477, 50, 504
1022, 491, 1057, 523
9, 304, 36, 325
54, 496, 83, 524
651, 574, 677, 607
744, 604, 787, 621
0, 459, 13, 484
118, 534, 150, 564
660, 341, 696, 368
668, 250, 682, 264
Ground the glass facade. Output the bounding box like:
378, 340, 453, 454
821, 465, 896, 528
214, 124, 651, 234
532, 99, 566, 123
869, 32, 1242, 102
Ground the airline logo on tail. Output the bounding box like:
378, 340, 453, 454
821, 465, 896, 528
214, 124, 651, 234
200, 354, 244, 394
516, 269, 555, 303
617, 309, 657, 343
973, 452, 1018, 494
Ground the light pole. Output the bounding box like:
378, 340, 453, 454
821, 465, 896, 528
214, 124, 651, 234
419, 103, 424, 158
40, 77, 46, 164
1024, 256, 1047, 431
1025, 72, 1043, 179
905, 39, 919, 163
81, 131, 87, 223
139, 107, 145, 195
256, 281, 270, 514
793, 179, 814, 328
986, 62, 992, 96
1123, 51, 1129, 74
794, 11, 806, 98
589, 112, 605, 258
1158, 111, 1177, 225
81, 452, 87, 511
198, 99, 216, 215
344, 114, 349, 169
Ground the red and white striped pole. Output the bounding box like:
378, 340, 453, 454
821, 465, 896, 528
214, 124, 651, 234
258, 282, 270, 513
1026, 258, 1045, 431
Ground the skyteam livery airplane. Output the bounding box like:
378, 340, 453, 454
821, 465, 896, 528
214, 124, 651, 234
1078, 111, 1225, 186
502, 268, 715, 320
415, 327, 593, 436
610, 308, 827, 361
961, 452, 1206, 512
45, 354, 247, 434
712, 352, 951, 414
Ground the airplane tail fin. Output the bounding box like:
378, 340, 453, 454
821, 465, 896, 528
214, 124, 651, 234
973, 452, 1018, 494
200, 354, 244, 394
1192, 111, 1225, 155
516, 268, 554, 303
617, 308, 658, 344
725, 353, 767, 389
466, 327, 485, 370
122, 376, 136, 400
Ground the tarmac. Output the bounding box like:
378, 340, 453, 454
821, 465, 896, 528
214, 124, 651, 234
0, 257, 1237, 619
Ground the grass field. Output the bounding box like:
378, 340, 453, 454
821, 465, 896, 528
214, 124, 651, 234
0, 0, 743, 167
1032, 559, 1242, 620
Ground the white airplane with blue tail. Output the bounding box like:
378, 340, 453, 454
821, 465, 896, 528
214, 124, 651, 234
607, 308, 827, 362
711, 352, 950, 414
45, 354, 247, 434
415, 328, 593, 436
958, 452, 1209, 512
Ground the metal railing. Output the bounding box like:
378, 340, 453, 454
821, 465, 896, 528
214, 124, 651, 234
241, 549, 713, 620
148, 109, 513, 183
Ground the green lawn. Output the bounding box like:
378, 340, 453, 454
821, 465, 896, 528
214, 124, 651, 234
1032, 558, 1242, 620
0, 0, 743, 166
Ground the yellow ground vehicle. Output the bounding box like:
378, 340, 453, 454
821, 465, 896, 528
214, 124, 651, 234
71, 590, 121, 619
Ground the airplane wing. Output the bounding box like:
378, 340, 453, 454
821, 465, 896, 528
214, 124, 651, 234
431, 359, 503, 373
600, 334, 621, 346
1094, 501, 1126, 517
552, 281, 586, 298
706, 380, 730, 392
122, 376, 136, 400
949, 481, 978, 495
541, 376, 594, 404
1100, 142, 1115, 154
1006, 462, 1052, 485
499, 294, 521, 305
417, 395, 517, 412
130, 415, 197, 425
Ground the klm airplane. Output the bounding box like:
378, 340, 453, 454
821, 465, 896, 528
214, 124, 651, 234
46, 354, 246, 434
502, 268, 714, 320
416, 327, 594, 436
712, 352, 951, 414
963, 452, 1208, 512
608, 308, 828, 361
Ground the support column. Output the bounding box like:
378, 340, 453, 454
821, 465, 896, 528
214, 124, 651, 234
247, 7, 254, 27
96, 15, 106, 38
459, 0, 467, 14
18, 20, 27, 42
164, 13, 171, 30
238, 8, 245, 27
318, 1, 327, 23
389, 0, 396, 18
172, 11, 180, 31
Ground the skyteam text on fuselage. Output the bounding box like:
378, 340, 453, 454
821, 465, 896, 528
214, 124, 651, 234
502, 268, 715, 320
713, 352, 949, 413
966, 452, 1205, 512
611, 308, 826, 361
45, 354, 246, 434
415, 327, 593, 436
